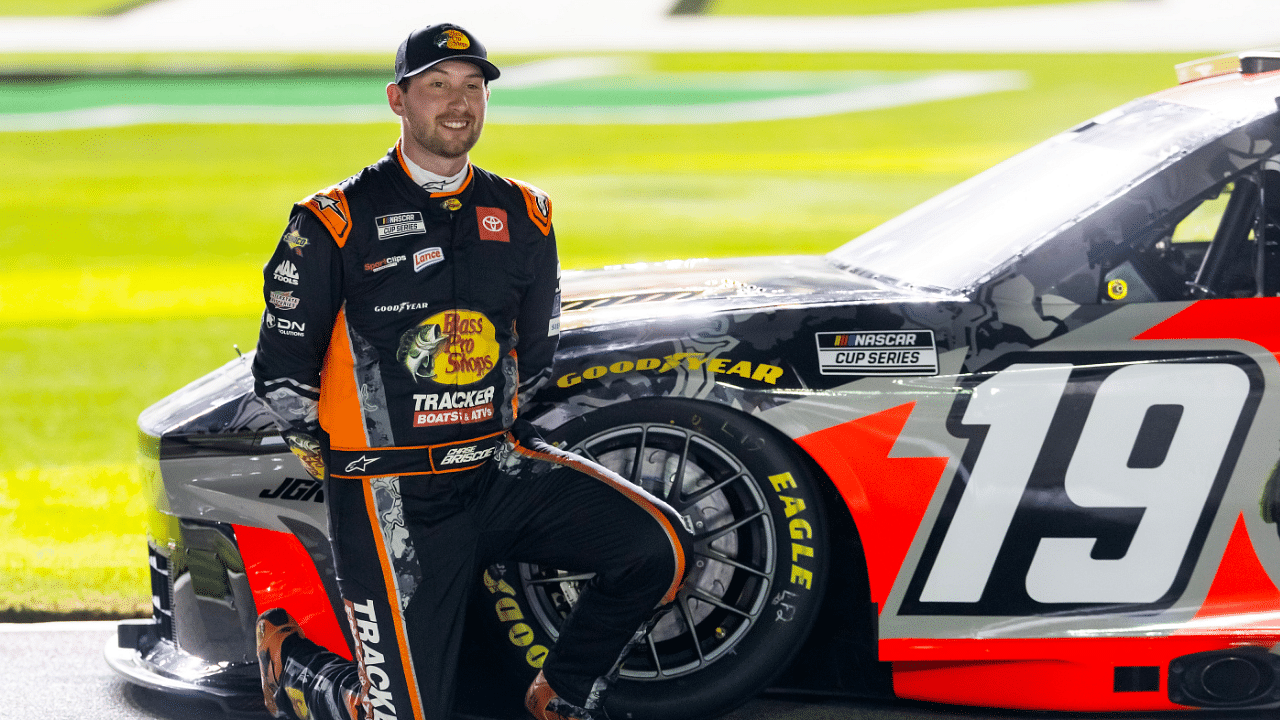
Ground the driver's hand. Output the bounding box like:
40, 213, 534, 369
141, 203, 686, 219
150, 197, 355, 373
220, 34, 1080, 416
283, 430, 326, 481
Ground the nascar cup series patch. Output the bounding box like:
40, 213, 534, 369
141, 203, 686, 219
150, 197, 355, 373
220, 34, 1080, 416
375, 212, 426, 240
815, 330, 938, 376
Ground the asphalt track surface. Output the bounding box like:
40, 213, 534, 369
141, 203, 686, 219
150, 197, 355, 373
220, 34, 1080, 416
9, 621, 1280, 720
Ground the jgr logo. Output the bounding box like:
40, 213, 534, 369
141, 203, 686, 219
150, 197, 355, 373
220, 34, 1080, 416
259, 477, 323, 503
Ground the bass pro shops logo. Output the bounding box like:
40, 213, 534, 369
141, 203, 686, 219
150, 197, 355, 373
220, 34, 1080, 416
396, 309, 499, 385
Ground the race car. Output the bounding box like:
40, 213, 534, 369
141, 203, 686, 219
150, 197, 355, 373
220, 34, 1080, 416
108, 50, 1280, 718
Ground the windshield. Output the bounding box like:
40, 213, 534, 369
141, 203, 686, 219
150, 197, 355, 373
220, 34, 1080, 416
828, 98, 1237, 292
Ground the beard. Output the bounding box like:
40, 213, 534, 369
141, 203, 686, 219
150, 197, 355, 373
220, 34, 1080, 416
409, 115, 484, 160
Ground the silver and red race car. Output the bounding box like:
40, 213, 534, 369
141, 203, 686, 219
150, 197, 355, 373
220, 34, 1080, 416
109, 51, 1280, 718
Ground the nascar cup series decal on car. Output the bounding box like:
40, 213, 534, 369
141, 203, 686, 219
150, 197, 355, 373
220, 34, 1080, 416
414, 247, 444, 272
815, 330, 938, 376
365, 255, 407, 273
375, 212, 427, 240
269, 291, 301, 311
273, 260, 300, 285
397, 309, 498, 384
412, 387, 496, 427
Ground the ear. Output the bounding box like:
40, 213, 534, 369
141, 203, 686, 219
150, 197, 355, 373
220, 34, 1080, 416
387, 82, 406, 118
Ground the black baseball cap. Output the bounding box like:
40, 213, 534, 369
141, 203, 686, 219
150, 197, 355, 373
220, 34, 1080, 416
394, 24, 500, 84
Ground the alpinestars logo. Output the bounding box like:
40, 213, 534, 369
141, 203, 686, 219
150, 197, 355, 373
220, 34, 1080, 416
273, 260, 300, 285
344, 455, 380, 473
440, 445, 495, 466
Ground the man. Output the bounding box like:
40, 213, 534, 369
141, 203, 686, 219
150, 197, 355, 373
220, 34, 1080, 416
250, 23, 690, 720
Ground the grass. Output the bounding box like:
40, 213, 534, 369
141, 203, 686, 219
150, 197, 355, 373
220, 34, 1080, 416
0, 0, 149, 15
0, 51, 1186, 617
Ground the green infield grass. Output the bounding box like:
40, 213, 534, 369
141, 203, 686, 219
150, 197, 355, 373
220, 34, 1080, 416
0, 51, 1186, 618
0, 0, 148, 15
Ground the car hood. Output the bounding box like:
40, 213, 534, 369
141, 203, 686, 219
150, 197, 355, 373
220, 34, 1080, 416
558, 255, 960, 331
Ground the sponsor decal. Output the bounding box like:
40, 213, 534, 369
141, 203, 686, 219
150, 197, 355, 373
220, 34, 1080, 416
269, 290, 301, 310
548, 289, 561, 335
364, 255, 407, 273
768, 472, 816, 591
397, 309, 499, 385
414, 247, 444, 272
483, 568, 550, 669
477, 207, 510, 242
815, 330, 938, 376
375, 211, 426, 240
348, 599, 397, 719
266, 312, 306, 337
437, 28, 470, 50
412, 387, 495, 427
283, 229, 309, 257
273, 260, 300, 285
374, 301, 430, 313
259, 476, 324, 503
344, 455, 380, 473
556, 353, 784, 388
441, 198, 462, 212
439, 444, 495, 466
1107, 278, 1128, 300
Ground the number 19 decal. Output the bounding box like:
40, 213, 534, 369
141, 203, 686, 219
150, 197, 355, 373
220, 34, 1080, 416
901, 353, 1261, 615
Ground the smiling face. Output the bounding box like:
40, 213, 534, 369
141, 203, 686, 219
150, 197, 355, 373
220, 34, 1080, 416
387, 59, 489, 176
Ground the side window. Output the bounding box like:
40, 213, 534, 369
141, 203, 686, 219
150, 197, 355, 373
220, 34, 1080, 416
1101, 163, 1280, 302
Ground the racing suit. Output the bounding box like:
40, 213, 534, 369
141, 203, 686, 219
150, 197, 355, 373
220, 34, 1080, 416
251, 143, 690, 720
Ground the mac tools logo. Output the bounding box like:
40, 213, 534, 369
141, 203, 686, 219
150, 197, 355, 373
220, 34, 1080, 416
273, 260, 300, 285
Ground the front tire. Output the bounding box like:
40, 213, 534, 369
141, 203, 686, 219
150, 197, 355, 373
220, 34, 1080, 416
479, 398, 829, 720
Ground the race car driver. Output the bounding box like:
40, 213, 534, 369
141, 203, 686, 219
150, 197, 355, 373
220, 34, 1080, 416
249, 23, 691, 720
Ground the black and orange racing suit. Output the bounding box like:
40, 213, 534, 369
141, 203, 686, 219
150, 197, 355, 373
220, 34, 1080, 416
251, 144, 690, 720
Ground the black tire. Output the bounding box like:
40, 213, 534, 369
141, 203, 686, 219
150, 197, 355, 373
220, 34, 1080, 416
478, 397, 829, 720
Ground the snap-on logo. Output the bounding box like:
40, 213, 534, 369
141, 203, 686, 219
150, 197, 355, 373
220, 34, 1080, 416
476, 207, 509, 242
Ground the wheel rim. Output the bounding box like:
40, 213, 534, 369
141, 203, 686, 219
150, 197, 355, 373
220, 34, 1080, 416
520, 421, 777, 680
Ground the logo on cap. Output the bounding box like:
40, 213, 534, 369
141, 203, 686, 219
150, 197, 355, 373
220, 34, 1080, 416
437, 29, 470, 50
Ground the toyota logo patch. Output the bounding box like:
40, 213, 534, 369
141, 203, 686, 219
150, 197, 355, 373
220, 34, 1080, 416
476, 207, 510, 242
